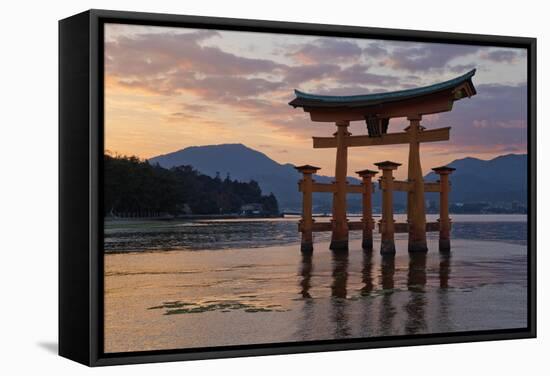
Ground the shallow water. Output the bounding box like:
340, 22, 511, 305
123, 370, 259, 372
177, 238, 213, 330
104, 215, 528, 353
104, 214, 527, 252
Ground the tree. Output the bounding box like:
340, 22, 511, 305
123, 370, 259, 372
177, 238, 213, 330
104, 154, 280, 217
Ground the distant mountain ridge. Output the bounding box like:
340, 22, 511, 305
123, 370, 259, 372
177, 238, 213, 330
149, 144, 527, 211
149, 143, 360, 210
424, 153, 527, 204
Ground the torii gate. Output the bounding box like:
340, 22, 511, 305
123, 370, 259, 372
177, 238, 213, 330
290, 69, 477, 254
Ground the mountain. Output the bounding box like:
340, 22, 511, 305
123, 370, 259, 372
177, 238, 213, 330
149, 143, 360, 210
149, 144, 527, 211
424, 154, 527, 204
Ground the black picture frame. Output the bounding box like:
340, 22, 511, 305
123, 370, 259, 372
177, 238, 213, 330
59, 9, 537, 367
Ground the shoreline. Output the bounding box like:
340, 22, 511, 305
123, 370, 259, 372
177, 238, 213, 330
104, 212, 527, 222
105, 213, 283, 221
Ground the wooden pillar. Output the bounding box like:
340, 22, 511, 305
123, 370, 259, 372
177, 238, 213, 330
432, 166, 455, 252
375, 161, 401, 255
330, 121, 350, 251
295, 165, 321, 252
406, 115, 428, 253
356, 169, 378, 251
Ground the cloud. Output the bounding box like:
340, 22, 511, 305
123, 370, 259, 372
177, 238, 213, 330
379, 43, 481, 72
106, 30, 285, 79
287, 38, 363, 64
283, 64, 341, 86
283, 63, 400, 89
472, 119, 526, 129
311, 85, 372, 96
180, 75, 285, 98
179, 103, 211, 113
112, 58, 285, 98
165, 111, 227, 132
482, 49, 523, 63
425, 143, 526, 157
423, 83, 527, 149
448, 63, 477, 73
107, 29, 401, 110
167, 112, 201, 121
105, 27, 528, 159
363, 43, 387, 58
334, 64, 400, 86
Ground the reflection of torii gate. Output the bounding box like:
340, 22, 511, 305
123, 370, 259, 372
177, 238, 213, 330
290, 69, 477, 254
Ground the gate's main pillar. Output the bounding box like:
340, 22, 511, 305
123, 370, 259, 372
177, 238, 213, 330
375, 161, 401, 255
356, 169, 378, 251
330, 121, 350, 251
432, 166, 455, 252
296, 165, 321, 252
406, 115, 428, 253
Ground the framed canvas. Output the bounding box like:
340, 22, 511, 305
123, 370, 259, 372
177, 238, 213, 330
59, 9, 536, 366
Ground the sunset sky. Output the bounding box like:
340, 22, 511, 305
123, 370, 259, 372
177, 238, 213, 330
104, 23, 527, 179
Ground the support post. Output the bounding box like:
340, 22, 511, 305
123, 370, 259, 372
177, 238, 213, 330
406, 115, 428, 253
295, 165, 321, 252
432, 166, 455, 252
330, 121, 350, 251
356, 169, 378, 251
375, 161, 401, 255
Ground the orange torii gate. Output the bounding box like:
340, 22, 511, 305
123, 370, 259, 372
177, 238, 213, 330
290, 70, 477, 254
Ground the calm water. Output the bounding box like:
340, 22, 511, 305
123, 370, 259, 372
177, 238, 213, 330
104, 214, 528, 352
104, 214, 527, 253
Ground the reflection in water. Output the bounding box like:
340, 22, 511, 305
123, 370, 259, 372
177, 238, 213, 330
331, 250, 351, 338
296, 248, 456, 339
379, 255, 396, 335
297, 250, 315, 340
359, 251, 375, 337
439, 253, 451, 288
361, 251, 374, 296
437, 253, 452, 331
331, 251, 349, 299
408, 253, 428, 292
405, 253, 428, 334
300, 250, 314, 299
380, 255, 396, 290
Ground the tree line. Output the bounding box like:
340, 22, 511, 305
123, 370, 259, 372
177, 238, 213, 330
103, 153, 279, 217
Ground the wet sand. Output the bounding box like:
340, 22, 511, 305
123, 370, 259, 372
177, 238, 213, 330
104, 235, 527, 353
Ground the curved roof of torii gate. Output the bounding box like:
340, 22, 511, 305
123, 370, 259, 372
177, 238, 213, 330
289, 69, 477, 110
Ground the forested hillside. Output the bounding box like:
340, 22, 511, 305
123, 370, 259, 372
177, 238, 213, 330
103, 154, 279, 217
